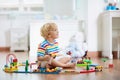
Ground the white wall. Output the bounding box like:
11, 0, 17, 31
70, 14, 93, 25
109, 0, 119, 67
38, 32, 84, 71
0, 13, 43, 47
87, 0, 105, 51
44, 0, 74, 17
0, 0, 110, 52
74, 0, 88, 20
0, 15, 11, 47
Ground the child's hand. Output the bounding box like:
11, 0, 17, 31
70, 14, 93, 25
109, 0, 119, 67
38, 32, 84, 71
49, 53, 56, 58
44, 55, 52, 61
56, 53, 63, 56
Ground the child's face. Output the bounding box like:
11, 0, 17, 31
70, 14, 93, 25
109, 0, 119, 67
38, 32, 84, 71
49, 27, 59, 39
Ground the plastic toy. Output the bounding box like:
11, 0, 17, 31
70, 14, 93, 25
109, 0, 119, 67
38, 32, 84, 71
101, 58, 108, 62
95, 66, 103, 72
14, 70, 60, 74
101, 57, 108, 68
106, 3, 118, 10
76, 57, 103, 72
76, 57, 92, 67
60, 69, 96, 74
3, 54, 103, 74
3, 54, 18, 73
25, 60, 29, 72
60, 70, 80, 74
80, 69, 95, 73
108, 64, 113, 68
3, 54, 61, 74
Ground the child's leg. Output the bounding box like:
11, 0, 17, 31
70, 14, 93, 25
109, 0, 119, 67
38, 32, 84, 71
55, 55, 72, 64
51, 59, 75, 68
58, 57, 71, 64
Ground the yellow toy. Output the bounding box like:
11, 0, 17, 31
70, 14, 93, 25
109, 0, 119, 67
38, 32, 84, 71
3, 54, 18, 73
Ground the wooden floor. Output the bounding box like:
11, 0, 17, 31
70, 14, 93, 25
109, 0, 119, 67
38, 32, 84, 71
0, 52, 120, 80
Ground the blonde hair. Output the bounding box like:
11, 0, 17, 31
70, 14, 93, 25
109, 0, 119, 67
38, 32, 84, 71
40, 22, 57, 39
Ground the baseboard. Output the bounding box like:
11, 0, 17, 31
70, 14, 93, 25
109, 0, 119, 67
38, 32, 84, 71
0, 47, 29, 52
112, 51, 118, 59
87, 51, 102, 58
0, 47, 10, 52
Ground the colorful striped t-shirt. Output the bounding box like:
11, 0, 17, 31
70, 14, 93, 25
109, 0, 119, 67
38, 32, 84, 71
37, 40, 59, 57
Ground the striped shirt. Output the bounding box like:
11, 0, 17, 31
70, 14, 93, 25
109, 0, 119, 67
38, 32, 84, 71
37, 40, 59, 57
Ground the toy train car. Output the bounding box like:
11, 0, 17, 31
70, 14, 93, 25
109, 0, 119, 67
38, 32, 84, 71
95, 66, 103, 72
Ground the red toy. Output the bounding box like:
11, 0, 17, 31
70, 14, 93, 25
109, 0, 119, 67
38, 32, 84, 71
80, 69, 95, 73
